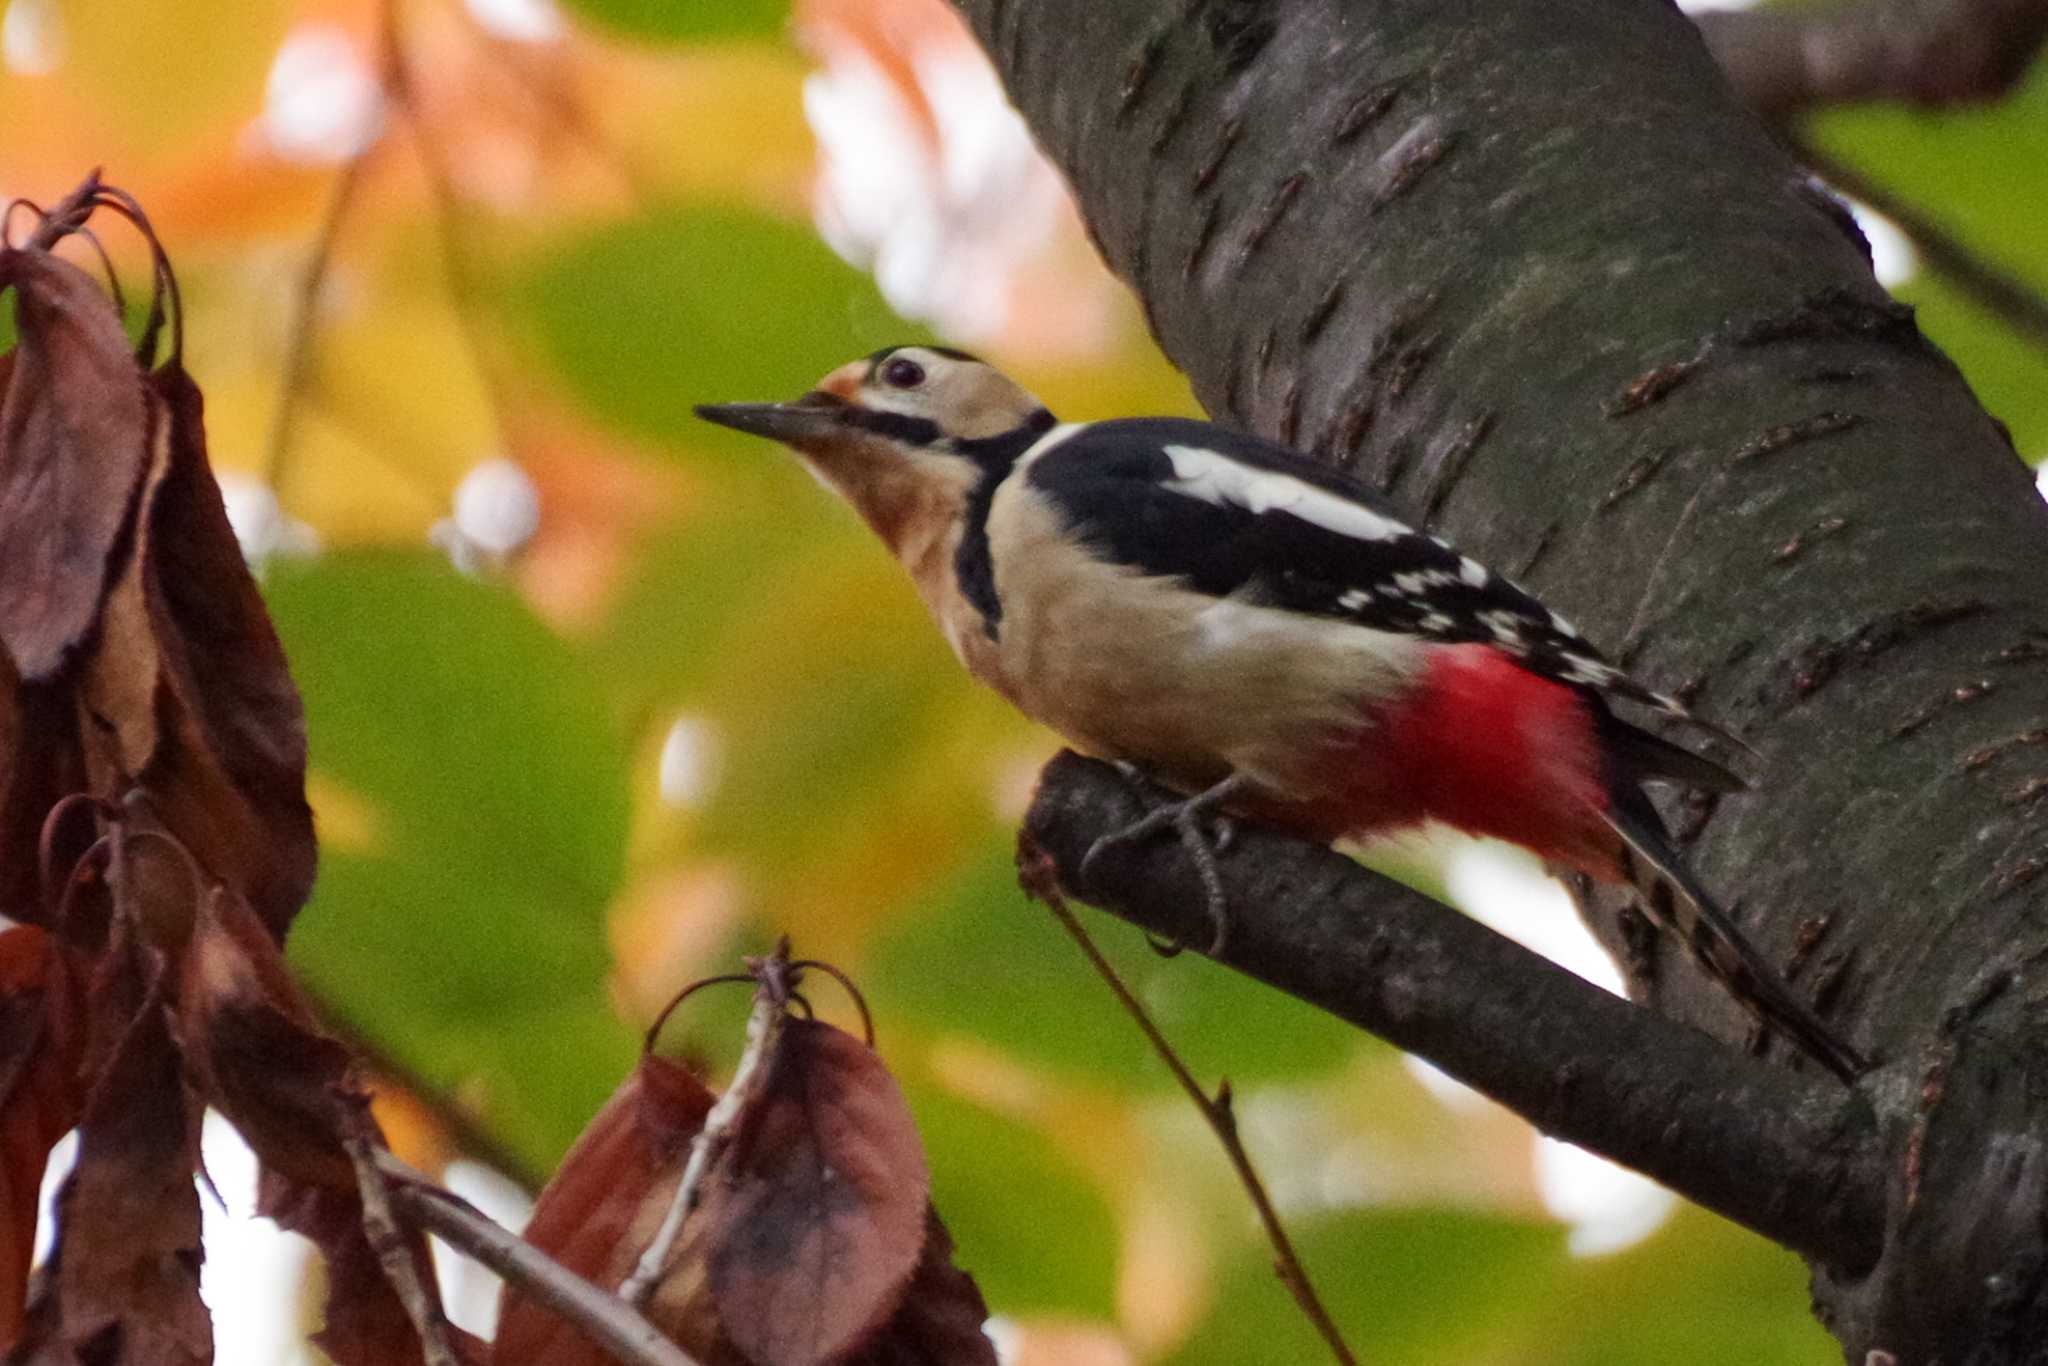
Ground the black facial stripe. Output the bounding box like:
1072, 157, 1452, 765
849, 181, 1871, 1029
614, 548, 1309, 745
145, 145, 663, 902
956, 407, 1055, 470
843, 407, 944, 446
953, 408, 1058, 641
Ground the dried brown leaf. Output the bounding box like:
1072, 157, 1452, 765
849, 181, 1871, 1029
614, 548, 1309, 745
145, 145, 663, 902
844, 1215, 996, 1366
189, 887, 479, 1366
0, 248, 151, 683
0, 243, 311, 939
0, 927, 87, 1346
75, 364, 314, 940
703, 1018, 931, 1366
138, 365, 313, 936
20, 947, 209, 1365
495, 1054, 726, 1366
178, 887, 355, 1190
259, 1168, 489, 1366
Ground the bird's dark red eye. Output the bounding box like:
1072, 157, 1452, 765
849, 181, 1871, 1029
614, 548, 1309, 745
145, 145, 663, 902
880, 356, 926, 389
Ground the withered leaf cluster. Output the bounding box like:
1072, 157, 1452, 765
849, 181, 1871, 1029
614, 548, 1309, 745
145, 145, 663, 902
0, 176, 476, 1364
2, 173, 999, 1366
500, 969, 997, 1366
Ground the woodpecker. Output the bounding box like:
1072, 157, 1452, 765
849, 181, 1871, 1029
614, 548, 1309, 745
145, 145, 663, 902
698, 345, 1867, 1083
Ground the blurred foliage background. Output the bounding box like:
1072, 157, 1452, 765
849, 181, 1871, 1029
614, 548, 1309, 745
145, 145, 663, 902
1, 0, 2042, 1359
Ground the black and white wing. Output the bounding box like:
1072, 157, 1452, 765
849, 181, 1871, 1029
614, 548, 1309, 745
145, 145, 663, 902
1025, 417, 1713, 730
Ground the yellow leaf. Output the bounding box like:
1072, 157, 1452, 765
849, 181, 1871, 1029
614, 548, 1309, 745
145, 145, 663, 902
58, 0, 296, 156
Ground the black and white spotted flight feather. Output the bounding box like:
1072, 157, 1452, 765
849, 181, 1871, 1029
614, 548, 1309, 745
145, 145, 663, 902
1027, 418, 1738, 748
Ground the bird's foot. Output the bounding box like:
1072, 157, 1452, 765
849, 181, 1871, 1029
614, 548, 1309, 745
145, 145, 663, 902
1082, 770, 1249, 957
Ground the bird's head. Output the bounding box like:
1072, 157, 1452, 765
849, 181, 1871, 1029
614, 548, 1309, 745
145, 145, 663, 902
697, 345, 1055, 552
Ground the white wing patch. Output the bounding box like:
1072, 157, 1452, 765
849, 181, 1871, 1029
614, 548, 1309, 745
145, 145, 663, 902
1160, 444, 1412, 543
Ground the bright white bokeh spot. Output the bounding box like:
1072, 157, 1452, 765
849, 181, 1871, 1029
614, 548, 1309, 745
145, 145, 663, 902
454, 457, 542, 555
658, 715, 722, 809
433, 457, 540, 573
1533, 1134, 1679, 1256
465, 0, 564, 43
1848, 200, 1919, 289
805, 38, 1060, 341
432, 1159, 534, 1339
1434, 840, 1676, 1253
1, 0, 60, 76
2035, 460, 2046, 503
199, 1112, 320, 1365
218, 471, 321, 569
1401, 1053, 1489, 1113
984, 1315, 1022, 1364
31, 1128, 77, 1267
257, 24, 386, 165
1442, 838, 1628, 996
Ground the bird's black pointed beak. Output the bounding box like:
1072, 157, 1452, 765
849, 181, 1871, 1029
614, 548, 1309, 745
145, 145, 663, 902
694, 390, 849, 446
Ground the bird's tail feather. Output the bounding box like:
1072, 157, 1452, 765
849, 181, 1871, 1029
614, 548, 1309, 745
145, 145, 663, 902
1600, 796, 1866, 1084
1596, 712, 1749, 794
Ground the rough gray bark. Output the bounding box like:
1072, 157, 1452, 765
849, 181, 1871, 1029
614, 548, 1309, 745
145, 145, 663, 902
957, 0, 2048, 1359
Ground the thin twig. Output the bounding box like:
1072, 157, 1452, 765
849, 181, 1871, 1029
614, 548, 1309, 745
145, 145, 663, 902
1017, 835, 1363, 1366
449, 2, 652, 201
345, 1121, 459, 1366
384, 15, 521, 457
620, 957, 790, 1306
1799, 139, 2048, 354
305, 982, 546, 1191
260, 97, 383, 488
377, 1151, 700, 1366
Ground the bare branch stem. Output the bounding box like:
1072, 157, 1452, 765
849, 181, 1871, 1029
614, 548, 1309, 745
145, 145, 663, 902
1024, 751, 1884, 1272
1696, 0, 2048, 119
377, 1151, 700, 1366
384, 13, 521, 457
345, 1122, 458, 1366
620, 971, 787, 1306
260, 20, 390, 489
1019, 835, 1363, 1366
308, 983, 545, 1191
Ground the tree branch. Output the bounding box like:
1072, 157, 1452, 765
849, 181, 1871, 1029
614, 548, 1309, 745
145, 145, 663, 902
952, 0, 2048, 1351
1695, 0, 2048, 120
378, 1151, 700, 1366
1025, 751, 1883, 1271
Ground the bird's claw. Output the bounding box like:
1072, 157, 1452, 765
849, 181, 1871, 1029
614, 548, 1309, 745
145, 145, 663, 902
1080, 771, 1247, 957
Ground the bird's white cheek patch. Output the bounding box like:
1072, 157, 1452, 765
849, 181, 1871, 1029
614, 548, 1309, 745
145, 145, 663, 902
1160, 444, 1410, 542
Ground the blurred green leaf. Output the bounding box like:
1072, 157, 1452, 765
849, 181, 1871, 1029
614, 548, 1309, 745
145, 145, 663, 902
870, 839, 1370, 1093
1815, 74, 2048, 454
267, 551, 638, 1173
587, 461, 851, 714
1170, 1209, 1560, 1366
556, 0, 787, 43
514, 205, 925, 458
1543, 1209, 1836, 1366
909, 1085, 1119, 1317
